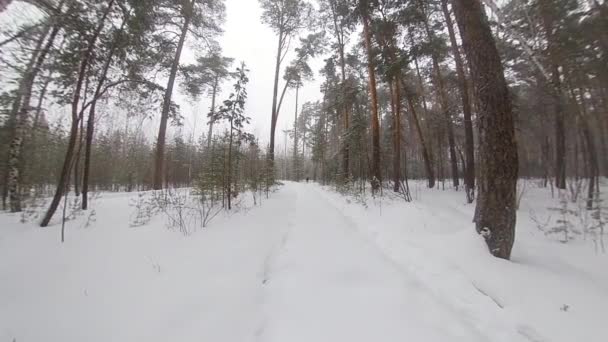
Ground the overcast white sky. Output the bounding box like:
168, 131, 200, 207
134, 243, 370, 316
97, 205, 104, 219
175, 0, 325, 146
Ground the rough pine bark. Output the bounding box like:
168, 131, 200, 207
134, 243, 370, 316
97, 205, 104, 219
153, 0, 195, 190
452, 0, 519, 259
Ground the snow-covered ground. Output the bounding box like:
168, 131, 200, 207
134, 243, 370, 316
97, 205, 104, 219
1, 181, 607, 342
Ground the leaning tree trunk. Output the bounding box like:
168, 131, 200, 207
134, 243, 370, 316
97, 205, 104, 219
442, 0, 475, 201
41, 0, 115, 227
362, 12, 382, 190
7, 22, 57, 212
269, 29, 284, 164
153, 0, 194, 190
82, 18, 124, 210
453, 0, 519, 259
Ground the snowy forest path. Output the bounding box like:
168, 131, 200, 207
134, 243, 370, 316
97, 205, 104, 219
255, 182, 506, 342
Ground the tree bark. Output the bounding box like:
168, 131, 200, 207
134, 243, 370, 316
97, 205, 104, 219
362, 12, 381, 190
539, 0, 566, 190
153, 0, 194, 190
442, 0, 475, 201
453, 0, 519, 259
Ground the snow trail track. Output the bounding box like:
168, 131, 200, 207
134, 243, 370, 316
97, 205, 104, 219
255, 183, 523, 342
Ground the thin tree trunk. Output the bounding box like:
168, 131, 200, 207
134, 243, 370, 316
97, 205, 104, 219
153, 0, 194, 190
441, 0, 475, 201
453, 0, 519, 259
574, 86, 599, 210
206, 75, 219, 149
293, 85, 299, 181
269, 29, 284, 163
402, 79, 435, 188
73, 115, 84, 196
227, 122, 233, 210
390, 79, 402, 192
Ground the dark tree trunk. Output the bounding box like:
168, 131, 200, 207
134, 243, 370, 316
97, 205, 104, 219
453, 0, 519, 259
442, 0, 475, 201
73, 117, 85, 196
362, 12, 381, 190
153, 0, 194, 190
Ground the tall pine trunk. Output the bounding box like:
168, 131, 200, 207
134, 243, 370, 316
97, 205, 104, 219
420, 2, 459, 189
362, 12, 381, 190
153, 0, 194, 190
539, 0, 566, 190
293, 85, 299, 181
453, 0, 519, 259
441, 0, 475, 201
390, 79, 402, 192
